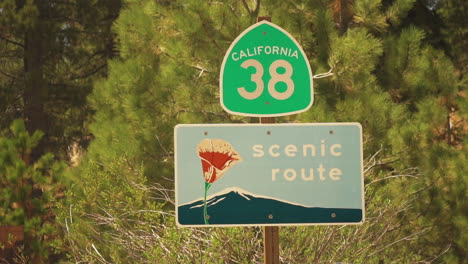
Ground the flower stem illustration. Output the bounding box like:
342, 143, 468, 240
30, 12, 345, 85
197, 139, 242, 224
203, 182, 211, 224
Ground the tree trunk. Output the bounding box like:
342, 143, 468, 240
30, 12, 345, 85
23, 1, 47, 263
24, 0, 48, 162
332, 0, 353, 34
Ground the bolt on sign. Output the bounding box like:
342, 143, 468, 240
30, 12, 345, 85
220, 21, 313, 117
175, 123, 365, 227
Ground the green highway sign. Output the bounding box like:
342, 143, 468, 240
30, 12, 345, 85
220, 21, 313, 117
175, 123, 364, 227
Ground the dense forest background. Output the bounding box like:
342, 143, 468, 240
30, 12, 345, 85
0, 0, 466, 263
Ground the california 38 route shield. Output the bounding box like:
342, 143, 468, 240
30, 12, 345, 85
220, 21, 313, 117
175, 123, 365, 227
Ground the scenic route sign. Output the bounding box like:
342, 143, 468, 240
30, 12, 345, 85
220, 21, 313, 117
175, 123, 364, 227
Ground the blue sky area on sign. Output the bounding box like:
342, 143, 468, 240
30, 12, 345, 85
175, 124, 363, 209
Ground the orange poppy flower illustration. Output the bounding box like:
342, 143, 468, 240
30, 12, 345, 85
197, 139, 242, 224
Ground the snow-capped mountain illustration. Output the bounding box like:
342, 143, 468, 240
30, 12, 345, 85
177, 187, 362, 225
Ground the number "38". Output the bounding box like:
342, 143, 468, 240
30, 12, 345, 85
238, 59, 294, 100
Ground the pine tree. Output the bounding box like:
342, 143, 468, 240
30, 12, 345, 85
0, 0, 121, 159
0, 1, 121, 262
0, 120, 64, 263
59, 0, 465, 262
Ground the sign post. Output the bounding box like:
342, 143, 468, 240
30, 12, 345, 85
263, 224, 279, 264
259, 112, 278, 264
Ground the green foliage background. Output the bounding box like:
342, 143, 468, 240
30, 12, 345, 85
0, 120, 64, 262
0, 0, 466, 263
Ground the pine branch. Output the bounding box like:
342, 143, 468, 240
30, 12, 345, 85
367, 228, 429, 258
253, 0, 261, 16
0, 69, 18, 80
0, 35, 25, 48
241, 0, 251, 13
69, 63, 106, 81
313, 226, 337, 263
